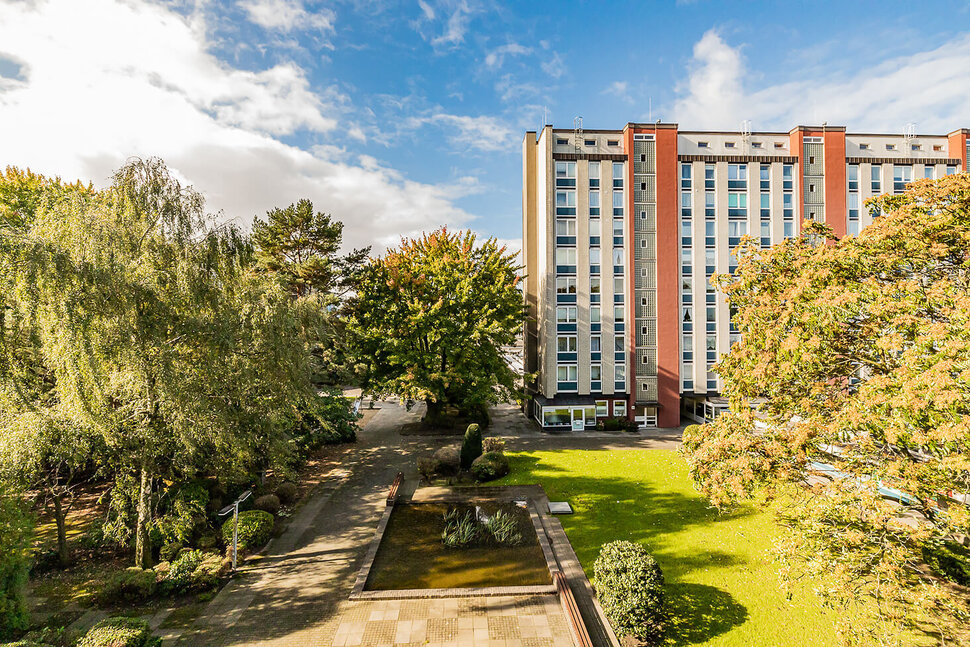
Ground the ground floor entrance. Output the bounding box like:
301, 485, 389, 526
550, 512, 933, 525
532, 398, 657, 429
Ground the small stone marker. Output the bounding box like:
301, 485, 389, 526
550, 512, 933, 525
548, 501, 573, 514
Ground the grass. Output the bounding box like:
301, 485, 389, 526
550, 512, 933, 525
491, 449, 839, 647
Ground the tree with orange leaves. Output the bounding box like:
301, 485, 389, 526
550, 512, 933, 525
349, 228, 525, 425
682, 174, 970, 645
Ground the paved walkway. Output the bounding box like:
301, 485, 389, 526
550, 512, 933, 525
180, 402, 584, 646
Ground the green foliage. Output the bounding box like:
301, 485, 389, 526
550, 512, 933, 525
482, 437, 506, 453
152, 480, 209, 552
460, 424, 483, 470
98, 568, 157, 604
349, 228, 525, 420
593, 541, 666, 643
76, 617, 160, 647
274, 482, 298, 505
595, 417, 639, 432
441, 511, 480, 548
480, 509, 521, 546
221, 510, 274, 552
291, 391, 358, 453
470, 452, 510, 482
165, 550, 205, 589
681, 175, 970, 643
0, 166, 92, 230
1, 158, 324, 568
417, 457, 438, 481
922, 541, 970, 587
253, 494, 280, 516
0, 490, 32, 638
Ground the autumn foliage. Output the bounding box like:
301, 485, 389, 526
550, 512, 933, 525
682, 174, 970, 644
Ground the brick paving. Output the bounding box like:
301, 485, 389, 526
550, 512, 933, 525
179, 401, 581, 647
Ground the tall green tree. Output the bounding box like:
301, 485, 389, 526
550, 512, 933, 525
0, 485, 32, 638
252, 199, 369, 386
349, 228, 525, 423
1, 159, 319, 568
681, 174, 970, 645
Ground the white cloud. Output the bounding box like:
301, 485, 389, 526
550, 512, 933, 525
603, 80, 632, 103
430, 0, 471, 48
540, 51, 565, 79
239, 0, 335, 33
0, 0, 474, 252
417, 0, 435, 20
485, 43, 531, 69
673, 29, 970, 133
426, 113, 515, 152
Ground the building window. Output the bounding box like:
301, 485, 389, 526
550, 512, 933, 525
728, 221, 747, 237
612, 162, 625, 188
612, 247, 624, 267
612, 191, 624, 215
886, 144, 896, 151
727, 193, 747, 209
725, 142, 735, 149
591, 365, 602, 382
556, 190, 577, 215
555, 247, 577, 266
556, 161, 576, 181
727, 164, 747, 185
774, 142, 785, 149
595, 399, 609, 416
557, 364, 578, 382
585, 139, 595, 146
556, 277, 577, 294
752, 142, 763, 149
893, 165, 912, 193
612, 399, 626, 416
848, 164, 859, 191
859, 143, 870, 150
871, 165, 882, 193
614, 305, 625, 323
613, 276, 624, 297
607, 140, 619, 147
590, 305, 600, 323
556, 306, 577, 323
590, 247, 601, 265
588, 190, 601, 216
591, 335, 601, 352
698, 141, 709, 148
556, 138, 568, 145
924, 166, 935, 179
614, 335, 625, 352
590, 277, 600, 296
556, 219, 576, 237
589, 161, 600, 188
557, 336, 577, 352
704, 164, 715, 189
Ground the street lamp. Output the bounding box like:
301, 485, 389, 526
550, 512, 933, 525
217, 490, 252, 571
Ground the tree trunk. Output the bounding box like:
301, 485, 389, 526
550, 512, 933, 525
52, 493, 70, 567
425, 398, 444, 426
134, 462, 153, 569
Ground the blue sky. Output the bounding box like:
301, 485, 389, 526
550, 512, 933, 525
2, 0, 970, 254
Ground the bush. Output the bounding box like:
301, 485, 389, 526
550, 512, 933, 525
923, 541, 970, 586
441, 511, 480, 548
595, 417, 639, 433
160, 550, 223, 595
166, 550, 205, 589
482, 437, 506, 453
593, 541, 666, 642
470, 452, 510, 482
460, 424, 483, 469
221, 510, 274, 552
292, 391, 358, 453
481, 509, 521, 546
76, 617, 160, 647
0, 491, 32, 639
432, 447, 460, 475
253, 494, 281, 516
158, 542, 183, 563
151, 480, 209, 552
274, 482, 299, 505
417, 457, 438, 481
98, 568, 157, 604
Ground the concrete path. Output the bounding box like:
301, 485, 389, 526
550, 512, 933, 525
181, 400, 671, 646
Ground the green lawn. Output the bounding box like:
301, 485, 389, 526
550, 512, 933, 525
492, 449, 839, 647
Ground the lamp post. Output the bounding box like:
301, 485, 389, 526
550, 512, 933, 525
217, 490, 252, 571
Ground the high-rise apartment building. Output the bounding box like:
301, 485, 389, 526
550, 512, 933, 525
522, 124, 970, 430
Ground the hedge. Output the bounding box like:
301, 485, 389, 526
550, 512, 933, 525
76, 617, 160, 647
592, 541, 666, 643
221, 510, 274, 552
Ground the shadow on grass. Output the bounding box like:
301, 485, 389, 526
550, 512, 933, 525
665, 582, 749, 645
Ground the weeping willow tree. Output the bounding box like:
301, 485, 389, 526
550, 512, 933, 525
0, 159, 319, 567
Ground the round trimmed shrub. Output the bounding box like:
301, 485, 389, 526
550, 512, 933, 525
417, 456, 439, 481
432, 447, 460, 475
77, 616, 160, 647
275, 482, 299, 505
470, 452, 510, 482
97, 568, 157, 604
253, 494, 281, 516
592, 541, 666, 643
221, 510, 274, 552
460, 423, 483, 469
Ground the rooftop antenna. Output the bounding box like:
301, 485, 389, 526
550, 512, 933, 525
904, 122, 917, 147
740, 119, 752, 150
574, 115, 583, 154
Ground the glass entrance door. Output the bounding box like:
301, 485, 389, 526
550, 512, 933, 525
570, 407, 585, 431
